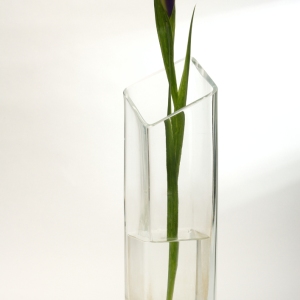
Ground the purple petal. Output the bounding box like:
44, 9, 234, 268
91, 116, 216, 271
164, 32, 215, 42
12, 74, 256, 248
166, 0, 175, 16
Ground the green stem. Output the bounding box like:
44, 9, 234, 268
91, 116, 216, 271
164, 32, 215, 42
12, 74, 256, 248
167, 242, 179, 300
165, 90, 185, 300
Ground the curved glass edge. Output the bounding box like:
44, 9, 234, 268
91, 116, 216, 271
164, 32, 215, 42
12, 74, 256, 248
123, 57, 218, 128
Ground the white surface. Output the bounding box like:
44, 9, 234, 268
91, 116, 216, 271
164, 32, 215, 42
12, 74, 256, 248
1, 0, 300, 299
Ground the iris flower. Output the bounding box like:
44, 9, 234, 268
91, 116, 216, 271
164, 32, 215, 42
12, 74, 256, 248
161, 0, 175, 17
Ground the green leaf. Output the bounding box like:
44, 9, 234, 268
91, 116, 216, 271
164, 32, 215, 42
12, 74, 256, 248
154, 0, 178, 104
169, 7, 176, 41
177, 7, 196, 110
171, 7, 195, 178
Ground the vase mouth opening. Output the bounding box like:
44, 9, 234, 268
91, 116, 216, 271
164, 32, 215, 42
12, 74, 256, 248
124, 57, 218, 127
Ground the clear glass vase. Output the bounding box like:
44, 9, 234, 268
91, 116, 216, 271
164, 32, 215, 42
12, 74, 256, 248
124, 58, 218, 300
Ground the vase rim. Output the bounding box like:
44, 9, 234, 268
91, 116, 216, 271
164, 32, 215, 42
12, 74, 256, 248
123, 57, 218, 127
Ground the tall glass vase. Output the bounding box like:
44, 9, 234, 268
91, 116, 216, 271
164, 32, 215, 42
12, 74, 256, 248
124, 58, 218, 300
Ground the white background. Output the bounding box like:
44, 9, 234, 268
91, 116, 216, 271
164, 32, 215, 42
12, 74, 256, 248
1, 0, 300, 299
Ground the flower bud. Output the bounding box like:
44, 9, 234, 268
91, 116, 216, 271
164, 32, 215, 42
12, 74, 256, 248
160, 0, 175, 17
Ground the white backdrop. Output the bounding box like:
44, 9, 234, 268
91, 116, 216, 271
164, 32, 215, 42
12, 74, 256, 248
1, 0, 300, 299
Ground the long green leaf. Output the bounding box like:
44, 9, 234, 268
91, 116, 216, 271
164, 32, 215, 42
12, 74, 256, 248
169, 7, 176, 42
177, 7, 196, 110
170, 8, 196, 178
154, 0, 178, 104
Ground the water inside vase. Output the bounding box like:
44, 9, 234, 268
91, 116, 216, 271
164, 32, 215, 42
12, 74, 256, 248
125, 232, 213, 300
